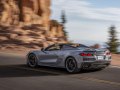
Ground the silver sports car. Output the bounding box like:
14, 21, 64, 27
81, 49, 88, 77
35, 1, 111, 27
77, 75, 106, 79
27, 43, 111, 73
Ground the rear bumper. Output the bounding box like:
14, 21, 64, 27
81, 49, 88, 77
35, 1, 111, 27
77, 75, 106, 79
81, 61, 111, 70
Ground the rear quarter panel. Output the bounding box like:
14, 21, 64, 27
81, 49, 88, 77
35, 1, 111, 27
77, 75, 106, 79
57, 50, 83, 68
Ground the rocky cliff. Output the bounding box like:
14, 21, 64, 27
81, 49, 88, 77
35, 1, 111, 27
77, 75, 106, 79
0, 0, 67, 51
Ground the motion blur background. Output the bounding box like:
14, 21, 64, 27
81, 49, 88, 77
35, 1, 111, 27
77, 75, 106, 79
0, 0, 120, 53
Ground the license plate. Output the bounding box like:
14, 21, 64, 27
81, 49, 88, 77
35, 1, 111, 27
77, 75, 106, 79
97, 56, 104, 60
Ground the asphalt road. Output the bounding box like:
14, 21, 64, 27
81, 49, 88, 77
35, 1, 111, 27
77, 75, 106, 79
0, 53, 120, 90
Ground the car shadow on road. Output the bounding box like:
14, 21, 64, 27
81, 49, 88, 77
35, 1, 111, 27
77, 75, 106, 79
0, 64, 102, 78
0, 64, 65, 78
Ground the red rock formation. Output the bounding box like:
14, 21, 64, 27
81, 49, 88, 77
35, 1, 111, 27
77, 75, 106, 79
0, 0, 51, 26
0, 0, 67, 50
0, 0, 19, 25
19, 0, 51, 27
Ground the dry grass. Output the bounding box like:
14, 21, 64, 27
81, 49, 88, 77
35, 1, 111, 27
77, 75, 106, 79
111, 54, 120, 66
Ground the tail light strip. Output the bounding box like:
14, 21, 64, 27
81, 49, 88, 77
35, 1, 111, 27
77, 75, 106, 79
80, 53, 94, 56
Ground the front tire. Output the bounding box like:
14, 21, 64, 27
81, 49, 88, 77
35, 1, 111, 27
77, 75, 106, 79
27, 53, 38, 68
65, 57, 80, 73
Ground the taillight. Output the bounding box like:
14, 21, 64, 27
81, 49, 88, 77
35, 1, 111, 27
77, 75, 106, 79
80, 53, 93, 56
80, 53, 85, 56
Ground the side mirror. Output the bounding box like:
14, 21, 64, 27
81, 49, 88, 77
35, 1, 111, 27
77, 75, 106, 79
41, 48, 45, 51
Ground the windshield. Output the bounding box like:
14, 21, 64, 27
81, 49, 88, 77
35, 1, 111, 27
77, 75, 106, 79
67, 44, 89, 48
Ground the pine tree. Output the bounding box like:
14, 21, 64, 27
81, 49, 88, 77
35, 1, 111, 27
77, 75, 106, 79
106, 25, 119, 53
61, 10, 66, 24
61, 10, 68, 39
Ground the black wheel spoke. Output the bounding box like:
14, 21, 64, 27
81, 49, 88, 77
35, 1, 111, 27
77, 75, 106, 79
67, 58, 76, 71
28, 54, 36, 66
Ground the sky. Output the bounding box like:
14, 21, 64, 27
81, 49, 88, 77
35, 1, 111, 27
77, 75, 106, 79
51, 0, 120, 45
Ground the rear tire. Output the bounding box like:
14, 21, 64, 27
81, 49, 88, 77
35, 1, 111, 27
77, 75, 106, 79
65, 57, 80, 73
27, 53, 38, 68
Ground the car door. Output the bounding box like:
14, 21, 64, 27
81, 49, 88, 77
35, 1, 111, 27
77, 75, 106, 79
39, 44, 60, 66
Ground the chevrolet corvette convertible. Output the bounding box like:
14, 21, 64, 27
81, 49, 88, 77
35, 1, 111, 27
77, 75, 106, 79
27, 43, 111, 73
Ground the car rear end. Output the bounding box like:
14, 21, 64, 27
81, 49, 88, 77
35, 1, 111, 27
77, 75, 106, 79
80, 49, 111, 70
